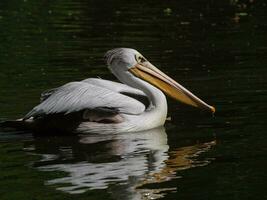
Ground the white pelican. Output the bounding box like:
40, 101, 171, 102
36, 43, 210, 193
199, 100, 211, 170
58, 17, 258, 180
2, 48, 215, 134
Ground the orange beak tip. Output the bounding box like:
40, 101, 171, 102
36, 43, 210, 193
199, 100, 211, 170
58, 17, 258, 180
211, 106, 216, 113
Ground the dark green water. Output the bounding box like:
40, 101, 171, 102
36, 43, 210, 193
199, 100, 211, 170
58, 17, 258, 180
0, 0, 267, 199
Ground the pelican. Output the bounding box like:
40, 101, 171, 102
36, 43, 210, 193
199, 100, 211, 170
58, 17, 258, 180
2, 48, 215, 134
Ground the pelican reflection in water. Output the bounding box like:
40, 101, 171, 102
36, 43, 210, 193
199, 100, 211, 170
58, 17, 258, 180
25, 127, 216, 199
3, 48, 215, 134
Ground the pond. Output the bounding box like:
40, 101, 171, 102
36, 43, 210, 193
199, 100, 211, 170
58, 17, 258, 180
0, 0, 267, 199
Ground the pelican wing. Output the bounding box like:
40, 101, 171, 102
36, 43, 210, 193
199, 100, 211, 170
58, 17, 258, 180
24, 80, 146, 119
82, 78, 149, 107
39, 78, 148, 104
82, 78, 145, 95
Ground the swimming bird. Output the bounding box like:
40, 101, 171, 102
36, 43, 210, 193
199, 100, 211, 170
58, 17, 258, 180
2, 48, 215, 134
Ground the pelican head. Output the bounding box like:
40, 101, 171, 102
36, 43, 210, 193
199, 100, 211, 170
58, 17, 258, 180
105, 48, 215, 113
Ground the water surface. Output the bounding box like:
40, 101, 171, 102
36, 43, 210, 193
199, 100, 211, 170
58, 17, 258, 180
0, 1, 267, 199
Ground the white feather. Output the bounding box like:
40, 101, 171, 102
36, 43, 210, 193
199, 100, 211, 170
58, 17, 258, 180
25, 81, 146, 119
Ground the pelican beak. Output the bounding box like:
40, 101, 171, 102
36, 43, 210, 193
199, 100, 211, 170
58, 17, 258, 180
129, 62, 215, 113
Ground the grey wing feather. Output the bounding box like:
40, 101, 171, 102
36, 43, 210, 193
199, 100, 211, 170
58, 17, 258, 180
82, 78, 149, 106
82, 78, 146, 96
24, 81, 146, 119
40, 88, 58, 102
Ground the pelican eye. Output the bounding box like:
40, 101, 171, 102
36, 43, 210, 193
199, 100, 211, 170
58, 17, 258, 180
135, 54, 147, 63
